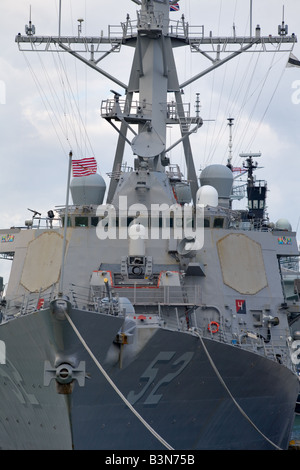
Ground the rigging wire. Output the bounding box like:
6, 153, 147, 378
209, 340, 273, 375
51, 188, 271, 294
21, 52, 70, 156
234, 58, 278, 154
52, 46, 95, 157
192, 329, 282, 450
36, 49, 72, 146
203, 0, 224, 167
64, 304, 282, 451
202, 48, 249, 166
21, 0, 96, 164
202, 2, 254, 167
242, 55, 287, 154
203, 44, 287, 170
229, 50, 286, 168
23, 39, 97, 162
216, 48, 263, 164
64, 311, 174, 451
69, 0, 84, 155
199, 1, 287, 168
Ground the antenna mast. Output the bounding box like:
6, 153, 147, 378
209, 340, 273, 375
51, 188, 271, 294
25, 5, 35, 36
227, 118, 234, 170
278, 5, 288, 36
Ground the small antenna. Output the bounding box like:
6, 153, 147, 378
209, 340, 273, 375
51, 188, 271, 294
77, 18, 84, 37
278, 5, 288, 36
195, 93, 201, 118
25, 5, 36, 36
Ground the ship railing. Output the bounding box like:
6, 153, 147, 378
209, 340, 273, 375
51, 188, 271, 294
108, 17, 204, 41
166, 101, 190, 120
101, 97, 200, 132
221, 207, 273, 232
0, 289, 296, 369
91, 284, 202, 308
190, 316, 295, 369
169, 21, 204, 39
0, 283, 201, 321
1, 286, 57, 320
166, 164, 184, 181
13, 217, 62, 230
107, 163, 134, 180
101, 98, 152, 119
231, 184, 246, 200
165, 101, 192, 131
55, 204, 97, 215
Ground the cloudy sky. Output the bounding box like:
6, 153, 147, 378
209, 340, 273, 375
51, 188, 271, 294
1, 0, 300, 283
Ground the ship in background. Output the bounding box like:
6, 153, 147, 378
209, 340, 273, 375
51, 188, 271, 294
0, 0, 299, 450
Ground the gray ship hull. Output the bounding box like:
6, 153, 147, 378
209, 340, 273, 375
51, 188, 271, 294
0, 307, 298, 450
3, 0, 300, 453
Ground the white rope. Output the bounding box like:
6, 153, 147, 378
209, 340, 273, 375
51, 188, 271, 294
64, 312, 174, 450
64, 310, 281, 450
192, 329, 282, 450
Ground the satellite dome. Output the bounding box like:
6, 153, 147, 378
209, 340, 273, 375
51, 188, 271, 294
275, 218, 292, 231
70, 173, 106, 205
196, 185, 218, 207
200, 164, 233, 200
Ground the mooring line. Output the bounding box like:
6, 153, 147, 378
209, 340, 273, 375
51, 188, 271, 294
65, 312, 174, 450
192, 329, 282, 450
65, 311, 281, 450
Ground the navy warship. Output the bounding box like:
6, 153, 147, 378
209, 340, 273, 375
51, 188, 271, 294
0, 0, 299, 450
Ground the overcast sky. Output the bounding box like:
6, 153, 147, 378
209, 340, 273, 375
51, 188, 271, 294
1, 0, 300, 283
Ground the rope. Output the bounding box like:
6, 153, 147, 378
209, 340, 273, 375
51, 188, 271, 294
64, 310, 281, 450
22, 52, 69, 156
192, 329, 282, 450
64, 312, 174, 450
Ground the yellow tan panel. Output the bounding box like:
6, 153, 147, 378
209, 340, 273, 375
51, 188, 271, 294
217, 233, 268, 294
21, 231, 65, 292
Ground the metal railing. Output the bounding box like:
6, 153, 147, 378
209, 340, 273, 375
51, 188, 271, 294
0, 283, 295, 371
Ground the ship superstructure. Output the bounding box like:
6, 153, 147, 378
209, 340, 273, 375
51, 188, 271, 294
0, 0, 299, 450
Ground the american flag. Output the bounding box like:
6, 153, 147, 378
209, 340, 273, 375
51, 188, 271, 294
72, 157, 97, 177
170, 1, 180, 12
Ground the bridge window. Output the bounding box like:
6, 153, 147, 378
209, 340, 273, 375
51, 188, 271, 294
213, 217, 224, 228
75, 216, 89, 227
91, 217, 99, 227
61, 216, 72, 227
